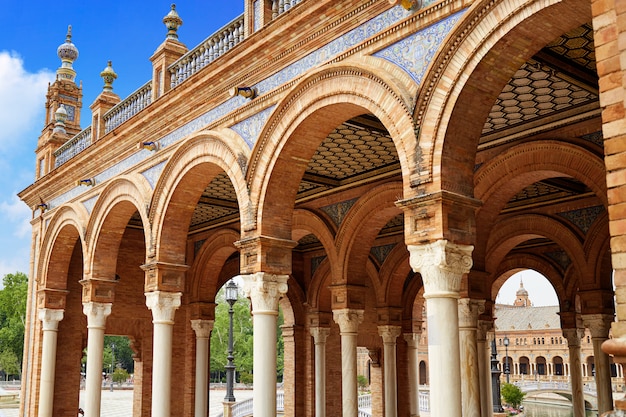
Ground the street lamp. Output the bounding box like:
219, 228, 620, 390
490, 338, 504, 412
224, 280, 239, 403
503, 336, 510, 384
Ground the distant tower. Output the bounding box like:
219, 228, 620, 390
35, 25, 83, 179
513, 279, 532, 307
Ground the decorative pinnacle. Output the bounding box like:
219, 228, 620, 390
53, 105, 68, 134
100, 61, 118, 92
163, 4, 183, 40
56, 25, 79, 82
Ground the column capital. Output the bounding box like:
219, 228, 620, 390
333, 308, 364, 334
582, 313, 614, 338
378, 325, 402, 344
191, 319, 214, 339
477, 319, 494, 341
241, 272, 288, 313
145, 291, 182, 324
408, 240, 473, 298
403, 332, 419, 347
38, 308, 64, 331
82, 301, 112, 329
562, 328, 585, 347
310, 326, 330, 344
458, 299, 485, 329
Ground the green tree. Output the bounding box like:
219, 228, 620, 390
0, 350, 20, 380
501, 382, 525, 410
0, 272, 28, 375
357, 375, 369, 392
112, 367, 129, 384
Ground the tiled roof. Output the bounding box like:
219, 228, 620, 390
494, 304, 560, 331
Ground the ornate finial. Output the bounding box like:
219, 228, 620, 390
100, 61, 117, 92
163, 4, 183, 40
56, 25, 79, 82
53, 105, 68, 134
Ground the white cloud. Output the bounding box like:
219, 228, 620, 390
0, 193, 32, 238
0, 51, 54, 149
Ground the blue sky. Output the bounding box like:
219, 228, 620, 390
0, 1, 559, 304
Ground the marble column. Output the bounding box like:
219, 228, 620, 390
378, 325, 401, 417
333, 308, 364, 417
37, 308, 64, 417
310, 327, 330, 417
191, 320, 214, 417
458, 299, 483, 417
242, 273, 288, 417
582, 314, 614, 414
403, 333, 420, 417
408, 240, 473, 417
83, 302, 112, 417
146, 291, 182, 417
478, 321, 494, 417
563, 328, 586, 417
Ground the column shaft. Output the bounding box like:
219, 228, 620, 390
379, 326, 401, 417
311, 327, 330, 417
146, 291, 182, 417
563, 329, 585, 417
191, 320, 213, 417
583, 314, 614, 414
37, 309, 64, 417
333, 309, 364, 417
404, 333, 420, 417
243, 273, 288, 417
458, 299, 482, 417
83, 302, 112, 417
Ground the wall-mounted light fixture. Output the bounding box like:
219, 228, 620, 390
137, 141, 160, 151
34, 197, 49, 213
231, 86, 257, 100
76, 178, 96, 187
388, 0, 421, 10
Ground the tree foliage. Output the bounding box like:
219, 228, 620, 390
0, 272, 28, 377
501, 382, 525, 409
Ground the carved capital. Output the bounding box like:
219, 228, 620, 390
378, 325, 402, 344
333, 308, 364, 334
408, 240, 473, 298
477, 319, 494, 341
38, 308, 64, 331
242, 272, 288, 313
145, 291, 182, 324
458, 299, 485, 329
582, 313, 614, 339
191, 319, 214, 339
82, 302, 112, 329
403, 333, 419, 348
310, 326, 330, 344
562, 328, 585, 347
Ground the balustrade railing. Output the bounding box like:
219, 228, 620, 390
271, 0, 305, 18
53, 126, 92, 168
169, 15, 245, 88
104, 82, 153, 133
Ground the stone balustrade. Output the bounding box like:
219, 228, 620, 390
104, 82, 153, 134
53, 126, 92, 168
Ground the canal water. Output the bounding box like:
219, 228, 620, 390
522, 403, 598, 417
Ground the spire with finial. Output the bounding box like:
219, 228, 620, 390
52, 105, 68, 134
56, 25, 79, 82
163, 4, 183, 40
100, 61, 118, 92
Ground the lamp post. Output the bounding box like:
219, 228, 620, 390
224, 280, 239, 403
503, 336, 510, 384
490, 338, 503, 412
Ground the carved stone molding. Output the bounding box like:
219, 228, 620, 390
191, 319, 214, 339
82, 302, 112, 329
477, 319, 494, 342
310, 327, 330, 344
582, 314, 614, 339
242, 272, 289, 313
403, 333, 419, 347
38, 308, 64, 332
562, 328, 585, 347
333, 308, 364, 334
458, 299, 485, 329
145, 291, 182, 324
408, 240, 473, 297
378, 325, 402, 344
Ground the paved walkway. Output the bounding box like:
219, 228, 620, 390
0, 389, 255, 417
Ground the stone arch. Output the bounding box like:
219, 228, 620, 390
335, 182, 404, 287
492, 254, 566, 306
413, 0, 591, 196
150, 129, 250, 264
38, 204, 88, 290
84, 175, 152, 281
307, 257, 332, 312
248, 60, 416, 240
583, 213, 612, 290
187, 228, 240, 302
486, 214, 588, 277
378, 243, 412, 307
